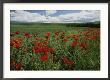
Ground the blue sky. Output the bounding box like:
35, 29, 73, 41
10, 10, 100, 23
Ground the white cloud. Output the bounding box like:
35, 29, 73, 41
58, 10, 100, 23
10, 10, 100, 23
45, 10, 57, 16
11, 10, 46, 22
44, 16, 60, 23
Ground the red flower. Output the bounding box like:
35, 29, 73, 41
15, 44, 21, 49
72, 34, 79, 41
62, 56, 75, 65
45, 32, 51, 39
63, 38, 68, 42
24, 32, 32, 38
15, 63, 22, 70
90, 36, 97, 40
55, 31, 59, 36
60, 32, 65, 39
40, 54, 48, 61
71, 41, 78, 48
80, 42, 87, 49
15, 31, 20, 35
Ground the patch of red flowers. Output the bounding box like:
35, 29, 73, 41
33, 42, 54, 53
10, 37, 23, 49
33, 42, 55, 61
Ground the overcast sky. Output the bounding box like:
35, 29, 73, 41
10, 10, 100, 23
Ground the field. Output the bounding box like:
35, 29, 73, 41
10, 23, 100, 70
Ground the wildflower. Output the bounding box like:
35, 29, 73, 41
45, 32, 50, 39
73, 35, 79, 41
15, 31, 20, 35
15, 44, 21, 49
90, 36, 97, 40
71, 41, 78, 48
55, 31, 59, 36
62, 56, 75, 65
15, 63, 22, 70
63, 38, 68, 42
60, 32, 65, 39
72, 34, 79, 41
40, 54, 48, 61
80, 42, 87, 49
24, 32, 32, 38
54, 31, 60, 40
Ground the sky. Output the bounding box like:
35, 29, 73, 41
10, 10, 100, 23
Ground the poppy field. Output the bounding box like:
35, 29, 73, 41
10, 24, 100, 70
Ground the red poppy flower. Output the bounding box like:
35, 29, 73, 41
24, 32, 32, 38
80, 42, 87, 49
40, 54, 48, 61
15, 31, 20, 35
63, 38, 68, 42
45, 32, 51, 39
71, 41, 78, 48
55, 31, 59, 36
15, 44, 21, 49
15, 63, 22, 70
72, 34, 79, 41
90, 36, 97, 40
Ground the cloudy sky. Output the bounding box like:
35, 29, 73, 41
10, 10, 100, 23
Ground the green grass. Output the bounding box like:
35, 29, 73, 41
11, 24, 86, 33
10, 23, 100, 70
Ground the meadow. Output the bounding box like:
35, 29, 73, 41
10, 23, 100, 70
